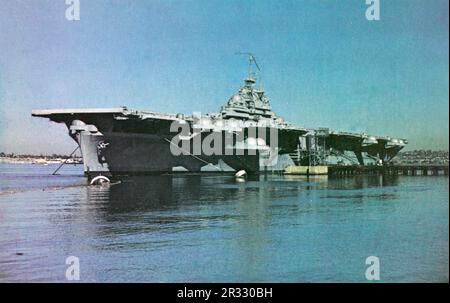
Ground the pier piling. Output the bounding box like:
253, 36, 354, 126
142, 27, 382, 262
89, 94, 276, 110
327, 165, 449, 177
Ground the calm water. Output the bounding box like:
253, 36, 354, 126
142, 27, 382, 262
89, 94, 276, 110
0, 163, 448, 282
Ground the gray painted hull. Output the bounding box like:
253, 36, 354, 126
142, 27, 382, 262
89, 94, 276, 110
76, 129, 287, 178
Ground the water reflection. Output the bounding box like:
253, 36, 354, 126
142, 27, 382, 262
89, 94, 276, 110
81, 174, 403, 238
85, 174, 403, 212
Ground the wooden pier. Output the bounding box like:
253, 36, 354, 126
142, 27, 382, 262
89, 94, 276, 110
327, 165, 449, 176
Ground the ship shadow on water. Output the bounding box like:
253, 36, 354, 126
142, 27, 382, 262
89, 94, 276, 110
84, 174, 403, 216
86, 174, 305, 214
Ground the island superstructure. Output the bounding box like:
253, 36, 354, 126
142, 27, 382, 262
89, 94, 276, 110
32, 56, 407, 179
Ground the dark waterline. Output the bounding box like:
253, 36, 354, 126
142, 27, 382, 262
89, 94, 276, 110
0, 163, 448, 282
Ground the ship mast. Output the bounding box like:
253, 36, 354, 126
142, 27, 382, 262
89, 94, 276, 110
235, 52, 262, 89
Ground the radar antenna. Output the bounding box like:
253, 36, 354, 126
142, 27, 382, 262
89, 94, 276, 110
235, 52, 263, 88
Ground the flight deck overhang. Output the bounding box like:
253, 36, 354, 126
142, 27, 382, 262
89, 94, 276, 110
31, 107, 187, 124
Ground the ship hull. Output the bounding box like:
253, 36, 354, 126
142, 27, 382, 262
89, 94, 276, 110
75, 127, 279, 178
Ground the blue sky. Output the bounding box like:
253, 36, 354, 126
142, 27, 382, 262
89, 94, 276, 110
0, 0, 448, 154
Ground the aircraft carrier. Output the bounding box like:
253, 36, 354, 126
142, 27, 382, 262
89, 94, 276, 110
32, 55, 407, 180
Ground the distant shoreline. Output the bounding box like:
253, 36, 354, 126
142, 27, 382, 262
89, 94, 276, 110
1, 149, 448, 166
0, 157, 83, 165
